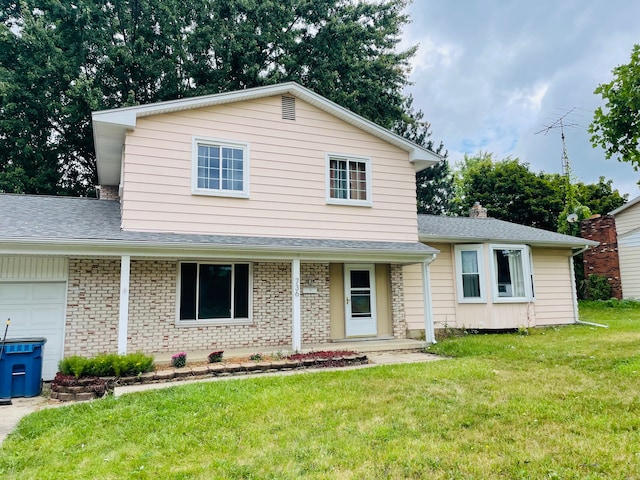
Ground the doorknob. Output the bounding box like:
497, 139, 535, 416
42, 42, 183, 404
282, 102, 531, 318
346, 297, 349, 305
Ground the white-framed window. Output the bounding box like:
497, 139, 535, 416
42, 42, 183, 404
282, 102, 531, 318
454, 244, 486, 303
326, 154, 372, 206
489, 245, 534, 303
178, 262, 251, 323
192, 137, 249, 198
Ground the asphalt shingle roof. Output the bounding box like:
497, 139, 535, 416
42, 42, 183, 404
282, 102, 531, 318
418, 214, 597, 247
0, 194, 436, 255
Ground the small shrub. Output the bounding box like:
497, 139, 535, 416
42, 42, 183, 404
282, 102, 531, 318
58, 356, 90, 378
171, 352, 187, 368
585, 274, 612, 300
249, 352, 263, 361
58, 352, 155, 378
208, 351, 224, 363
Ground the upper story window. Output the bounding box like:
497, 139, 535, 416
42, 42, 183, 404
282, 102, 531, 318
192, 137, 249, 198
454, 245, 486, 303
326, 154, 372, 206
490, 245, 534, 303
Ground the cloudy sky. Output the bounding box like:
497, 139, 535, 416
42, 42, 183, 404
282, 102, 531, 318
402, 0, 640, 199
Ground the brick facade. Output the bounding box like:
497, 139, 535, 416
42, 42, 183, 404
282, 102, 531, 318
580, 215, 622, 299
65, 259, 120, 356
300, 263, 331, 345
65, 259, 404, 356
390, 264, 407, 339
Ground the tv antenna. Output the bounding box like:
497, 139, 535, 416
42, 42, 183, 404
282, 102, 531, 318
536, 108, 585, 229
535, 107, 579, 176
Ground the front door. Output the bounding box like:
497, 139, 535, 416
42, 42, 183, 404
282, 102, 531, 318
344, 264, 377, 337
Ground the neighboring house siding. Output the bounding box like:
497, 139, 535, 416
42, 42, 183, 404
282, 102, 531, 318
65, 259, 120, 356
614, 204, 640, 237
120, 96, 418, 242
616, 204, 640, 299
530, 248, 575, 326
618, 235, 640, 299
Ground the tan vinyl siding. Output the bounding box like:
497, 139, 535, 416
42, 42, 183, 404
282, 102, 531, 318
120, 96, 418, 242
404, 244, 577, 332
0, 257, 68, 281
530, 248, 576, 325
375, 264, 393, 337
329, 264, 345, 339
403, 243, 456, 331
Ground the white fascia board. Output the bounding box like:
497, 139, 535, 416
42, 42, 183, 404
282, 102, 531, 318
0, 239, 436, 264
418, 235, 598, 248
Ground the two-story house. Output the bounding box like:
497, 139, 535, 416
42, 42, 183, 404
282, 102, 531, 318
0, 83, 442, 379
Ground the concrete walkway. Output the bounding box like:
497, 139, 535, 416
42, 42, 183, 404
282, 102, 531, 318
0, 351, 443, 445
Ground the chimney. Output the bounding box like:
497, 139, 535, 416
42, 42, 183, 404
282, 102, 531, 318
469, 202, 487, 218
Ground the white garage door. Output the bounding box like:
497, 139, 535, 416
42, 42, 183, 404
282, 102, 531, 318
0, 282, 66, 381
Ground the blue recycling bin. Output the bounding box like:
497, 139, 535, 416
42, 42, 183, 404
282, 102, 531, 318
0, 338, 47, 403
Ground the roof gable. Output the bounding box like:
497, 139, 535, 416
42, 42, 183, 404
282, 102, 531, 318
92, 82, 442, 185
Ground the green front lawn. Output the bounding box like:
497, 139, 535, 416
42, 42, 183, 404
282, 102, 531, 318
1, 301, 639, 479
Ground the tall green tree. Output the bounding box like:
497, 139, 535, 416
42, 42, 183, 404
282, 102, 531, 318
575, 176, 627, 215
453, 153, 563, 230
453, 152, 627, 232
1, 0, 422, 195
394, 95, 451, 215
590, 44, 640, 169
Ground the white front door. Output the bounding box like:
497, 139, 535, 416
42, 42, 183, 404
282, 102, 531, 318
344, 264, 377, 337
0, 282, 66, 381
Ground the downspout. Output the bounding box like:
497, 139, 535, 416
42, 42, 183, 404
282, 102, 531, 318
422, 253, 438, 344
571, 246, 609, 329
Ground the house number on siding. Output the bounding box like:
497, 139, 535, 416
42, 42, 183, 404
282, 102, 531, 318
295, 277, 300, 297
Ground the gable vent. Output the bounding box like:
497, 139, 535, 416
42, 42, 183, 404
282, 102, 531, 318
281, 96, 296, 120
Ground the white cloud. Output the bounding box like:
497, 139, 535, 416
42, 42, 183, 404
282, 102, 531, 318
403, 0, 640, 197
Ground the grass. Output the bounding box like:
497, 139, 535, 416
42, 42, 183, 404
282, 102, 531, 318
1, 301, 639, 479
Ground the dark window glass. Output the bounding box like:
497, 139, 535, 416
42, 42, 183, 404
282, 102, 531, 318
198, 264, 232, 319
234, 264, 250, 318
350, 270, 371, 289
180, 263, 250, 320
179, 263, 197, 320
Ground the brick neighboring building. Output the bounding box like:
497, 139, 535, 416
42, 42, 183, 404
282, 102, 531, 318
580, 215, 623, 299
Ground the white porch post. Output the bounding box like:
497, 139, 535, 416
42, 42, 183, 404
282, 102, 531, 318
118, 255, 131, 355
292, 258, 301, 351
422, 258, 437, 344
